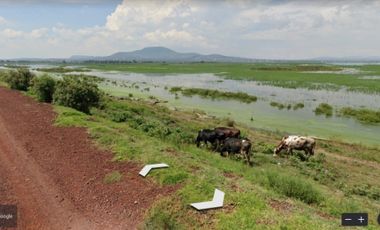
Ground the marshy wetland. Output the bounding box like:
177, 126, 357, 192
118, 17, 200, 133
2, 62, 380, 146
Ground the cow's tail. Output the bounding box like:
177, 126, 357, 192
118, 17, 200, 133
309, 136, 329, 141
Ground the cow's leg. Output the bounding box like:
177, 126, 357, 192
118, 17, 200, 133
212, 141, 218, 151
196, 138, 200, 147
245, 151, 251, 165
220, 148, 226, 157
286, 148, 292, 158
307, 147, 314, 159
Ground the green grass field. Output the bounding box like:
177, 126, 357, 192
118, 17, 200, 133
84, 63, 380, 93
54, 96, 380, 229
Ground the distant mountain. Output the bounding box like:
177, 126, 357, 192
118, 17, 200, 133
69, 46, 255, 63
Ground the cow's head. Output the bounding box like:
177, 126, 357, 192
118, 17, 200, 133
273, 142, 285, 156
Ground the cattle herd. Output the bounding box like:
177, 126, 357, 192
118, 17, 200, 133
195, 127, 316, 165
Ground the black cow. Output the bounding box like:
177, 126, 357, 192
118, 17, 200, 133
219, 137, 252, 165
195, 129, 219, 150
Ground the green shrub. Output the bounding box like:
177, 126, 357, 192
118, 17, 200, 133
265, 171, 323, 204
314, 103, 333, 117
32, 75, 56, 103
0, 71, 8, 82
53, 75, 102, 114
270, 101, 285, 110
109, 111, 133, 122
293, 103, 304, 110
339, 107, 380, 124
5, 68, 35, 91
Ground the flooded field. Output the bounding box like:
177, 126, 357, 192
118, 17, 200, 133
88, 70, 380, 146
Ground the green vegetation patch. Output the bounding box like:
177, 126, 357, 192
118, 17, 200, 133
251, 64, 342, 72
32, 74, 56, 103
36, 66, 89, 73
314, 103, 333, 117
339, 107, 380, 124
169, 87, 257, 103
53, 75, 103, 114
84, 63, 380, 93
270, 101, 305, 111
265, 171, 324, 204
3, 68, 35, 91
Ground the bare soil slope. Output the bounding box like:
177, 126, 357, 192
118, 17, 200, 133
0, 87, 176, 230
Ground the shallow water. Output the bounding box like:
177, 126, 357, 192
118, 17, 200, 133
90, 70, 380, 146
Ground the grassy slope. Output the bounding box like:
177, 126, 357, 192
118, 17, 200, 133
54, 97, 380, 229
84, 63, 380, 93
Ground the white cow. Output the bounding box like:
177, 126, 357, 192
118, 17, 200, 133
273, 135, 316, 157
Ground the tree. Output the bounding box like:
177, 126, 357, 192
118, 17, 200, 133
53, 75, 102, 114
32, 75, 56, 103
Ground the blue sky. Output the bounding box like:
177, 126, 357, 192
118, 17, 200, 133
0, 4, 118, 30
1, 0, 380, 59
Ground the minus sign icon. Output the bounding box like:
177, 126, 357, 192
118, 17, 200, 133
345, 218, 352, 221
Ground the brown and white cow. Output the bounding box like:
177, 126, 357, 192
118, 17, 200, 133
273, 135, 316, 157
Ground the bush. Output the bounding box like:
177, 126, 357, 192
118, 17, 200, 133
314, 103, 333, 117
32, 75, 56, 103
5, 68, 35, 91
53, 75, 102, 114
266, 171, 323, 204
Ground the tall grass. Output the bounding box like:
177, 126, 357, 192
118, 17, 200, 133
339, 107, 380, 124
265, 171, 323, 204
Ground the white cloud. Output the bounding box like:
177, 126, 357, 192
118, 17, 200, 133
30, 28, 48, 38
144, 29, 202, 43
1, 28, 24, 38
105, 0, 197, 31
1, 1, 380, 59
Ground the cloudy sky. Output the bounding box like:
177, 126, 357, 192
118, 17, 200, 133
1, 0, 380, 59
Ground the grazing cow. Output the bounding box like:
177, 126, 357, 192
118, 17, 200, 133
214, 127, 240, 143
219, 137, 252, 164
273, 135, 316, 157
195, 129, 219, 149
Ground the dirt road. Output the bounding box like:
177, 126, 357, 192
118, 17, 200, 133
0, 87, 176, 229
